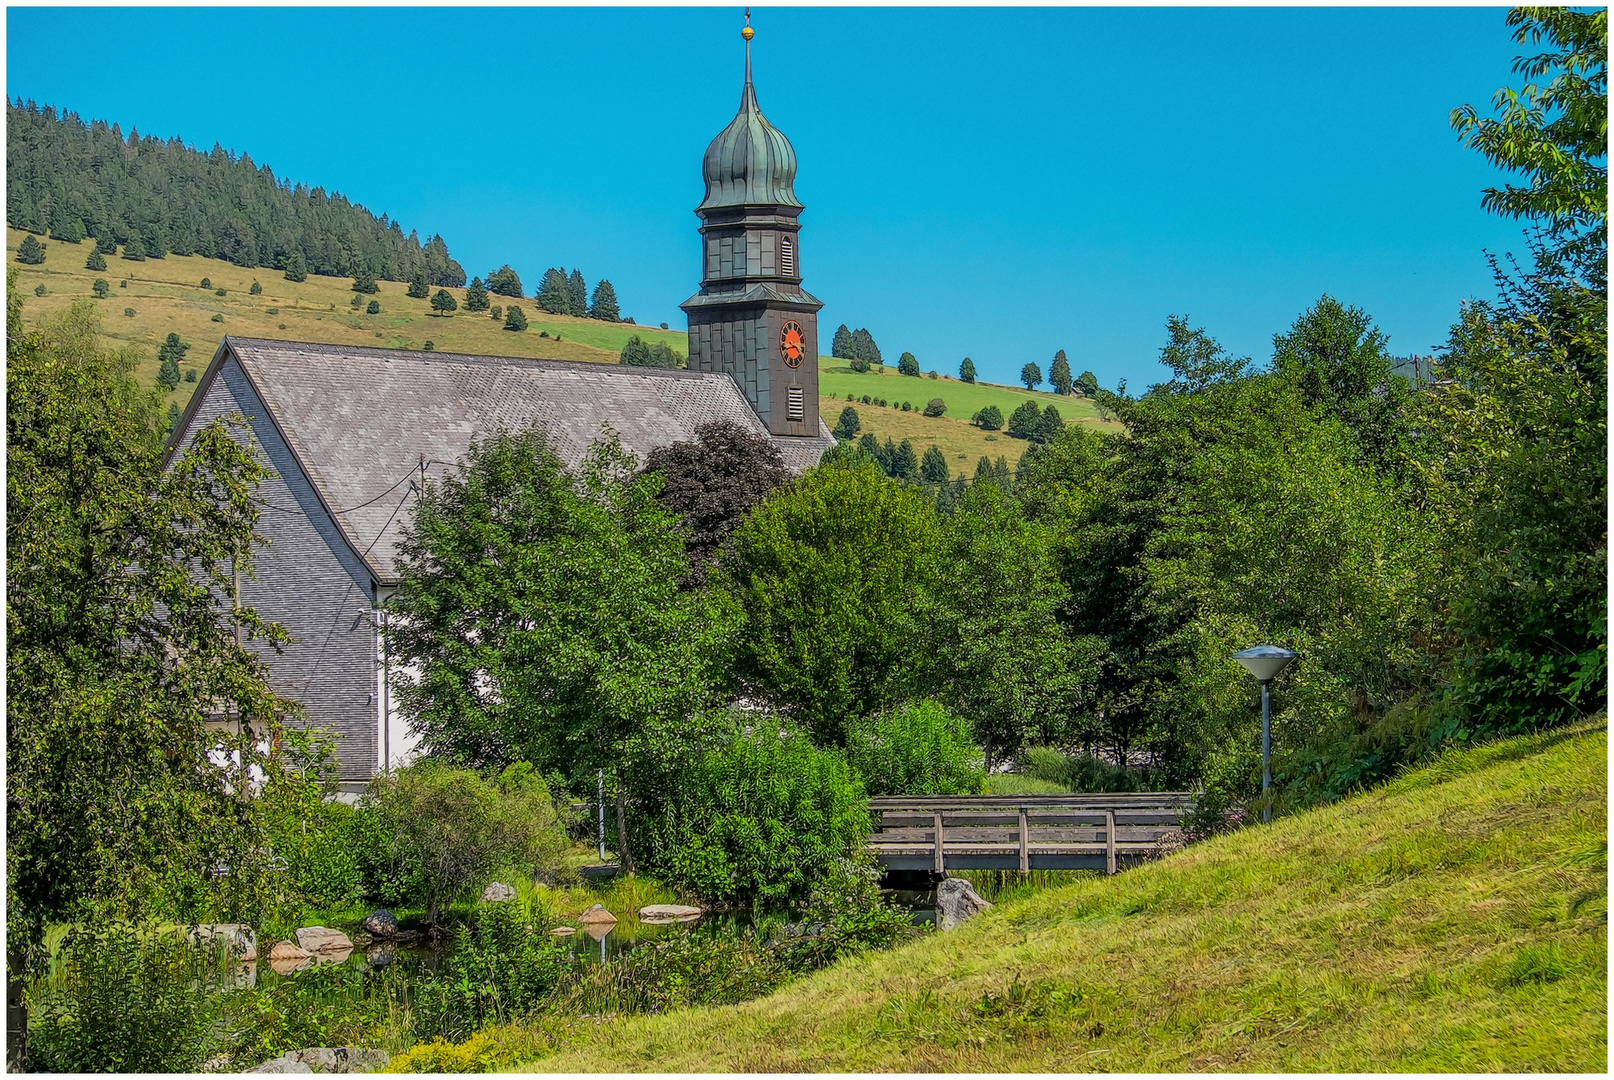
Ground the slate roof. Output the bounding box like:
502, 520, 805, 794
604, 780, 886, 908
190, 338, 834, 584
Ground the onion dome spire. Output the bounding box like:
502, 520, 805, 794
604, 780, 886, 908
699, 9, 802, 210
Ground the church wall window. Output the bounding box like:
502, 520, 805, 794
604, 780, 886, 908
780, 235, 796, 277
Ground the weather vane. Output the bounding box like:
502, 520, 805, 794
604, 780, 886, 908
743, 8, 753, 41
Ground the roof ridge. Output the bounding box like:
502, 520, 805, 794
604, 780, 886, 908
223, 336, 719, 381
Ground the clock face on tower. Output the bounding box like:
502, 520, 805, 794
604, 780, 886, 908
780, 320, 806, 368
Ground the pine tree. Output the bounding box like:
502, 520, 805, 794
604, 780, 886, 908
833, 405, 861, 440
566, 269, 588, 316
157, 332, 189, 370
898, 351, 921, 377
93, 235, 117, 255
16, 235, 46, 264
1020, 362, 1042, 391
858, 432, 884, 468
851, 327, 882, 366
352, 269, 379, 294
503, 304, 528, 330
619, 336, 653, 366
1008, 399, 1042, 438
84, 250, 107, 271
407, 271, 430, 299
1049, 349, 1073, 395
485, 265, 523, 297
283, 251, 308, 282
366, 300, 381, 315
920, 444, 949, 482
589, 279, 619, 321
167, 401, 182, 433
1075, 369, 1099, 397
831, 324, 855, 359
536, 268, 570, 314
157, 352, 181, 391
648, 343, 682, 368
1035, 404, 1064, 444
463, 277, 489, 312
959, 357, 976, 383
891, 439, 919, 480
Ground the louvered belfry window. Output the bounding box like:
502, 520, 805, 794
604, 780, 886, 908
787, 386, 805, 422
780, 235, 796, 277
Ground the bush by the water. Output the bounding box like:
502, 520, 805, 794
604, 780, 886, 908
1018, 746, 1150, 793
410, 899, 572, 1042
636, 722, 870, 906
844, 700, 983, 796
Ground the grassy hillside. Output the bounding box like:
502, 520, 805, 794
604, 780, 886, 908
524, 721, 1607, 1072
6, 228, 688, 416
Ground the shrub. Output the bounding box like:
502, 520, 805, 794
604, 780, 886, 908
34, 283, 46, 297
1018, 746, 1148, 793
409, 900, 571, 1042
850, 357, 870, 373
28, 924, 222, 1072
211, 313, 224, 323
489, 305, 502, 321
423, 341, 435, 351
923, 397, 946, 417
901, 401, 912, 412
215, 287, 227, 297
503, 304, 528, 331
85, 250, 107, 271
184, 369, 197, 383
250, 280, 262, 295
351, 293, 365, 310
199, 277, 212, 289
635, 722, 870, 906
367, 300, 381, 315
974, 404, 1004, 430
91, 278, 110, 298
16, 234, 46, 264
260, 760, 377, 909
845, 700, 983, 796
363, 760, 568, 924
385, 1026, 560, 1074
266, 307, 279, 315
123, 307, 134, 317
897, 351, 920, 377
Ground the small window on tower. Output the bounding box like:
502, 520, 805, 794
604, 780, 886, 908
787, 386, 805, 422
780, 235, 796, 276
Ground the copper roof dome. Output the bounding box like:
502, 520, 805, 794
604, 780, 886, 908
699, 37, 801, 211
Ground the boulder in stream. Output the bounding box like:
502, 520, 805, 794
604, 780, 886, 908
295, 926, 353, 953
576, 903, 618, 926
638, 904, 702, 924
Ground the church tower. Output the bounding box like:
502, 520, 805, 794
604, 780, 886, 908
682, 12, 823, 438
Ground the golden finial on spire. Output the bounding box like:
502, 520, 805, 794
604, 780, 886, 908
742, 7, 754, 41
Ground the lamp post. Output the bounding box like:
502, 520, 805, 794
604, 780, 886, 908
1232, 645, 1298, 823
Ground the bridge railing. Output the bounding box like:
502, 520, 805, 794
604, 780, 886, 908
868, 792, 1196, 875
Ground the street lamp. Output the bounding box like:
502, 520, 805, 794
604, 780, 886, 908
1232, 645, 1298, 822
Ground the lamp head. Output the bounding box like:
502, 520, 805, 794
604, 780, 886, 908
1232, 644, 1298, 683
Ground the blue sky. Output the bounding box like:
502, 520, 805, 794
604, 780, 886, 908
8, 6, 1530, 390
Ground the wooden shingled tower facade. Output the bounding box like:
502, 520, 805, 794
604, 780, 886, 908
682, 12, 823, 437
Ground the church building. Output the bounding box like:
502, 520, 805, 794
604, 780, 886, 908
166, 22, 829, 790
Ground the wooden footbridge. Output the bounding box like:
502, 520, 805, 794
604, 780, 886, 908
868, 792, 1196, 875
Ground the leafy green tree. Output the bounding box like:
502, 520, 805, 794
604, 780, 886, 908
589, 279, 619, 321
387, 427, 730, 782
923, 397, 946, 417
7, 293, 295, 983
832, 405, 861, 441
959, 357, 976, 383
1451, 7, 1608, 271
831, 324, 854, 359
282, 251, 307, 282
973, 404, 1003, 430
1075, 369, 1099, 396
407, 271, 430, 299
462, 277, 489, 312
919, 444, 949, 482
851, 327, 881, 366
641, 420, 789, 588
351, 269, 379, 294
366, 299, 380, 315
897, 351, 920, 377
536, 268, 570, 314
91, 278, 109, 299
430, 289, 457, 315
503, 304, 528, 331
1050, 349, 1073, 395
84, 250, 106, 272
726, 458, 941, 744
1020, 361, 1042, 390
485, 265, 523, 297
1007, 399, 1043, 438
566, 269, 588, 317
16, 235, 46, 264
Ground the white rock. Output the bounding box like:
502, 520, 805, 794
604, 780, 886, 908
480, 882, 517, 902
295, 926, 353, 953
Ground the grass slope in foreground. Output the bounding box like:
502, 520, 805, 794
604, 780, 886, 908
527, 721, 1607, 1072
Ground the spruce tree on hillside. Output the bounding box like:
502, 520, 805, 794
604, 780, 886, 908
18, 233, 51, 264
589, 279, 619, 321
536, 268, 570, 314
431, 289, 458, 315
463, 277, 489, 312
831, 324, 854, 359
157, 352, 181, 391
890, 439, 919, 480
503, 304, 528, 330
851, 327, 882, 366
566, 269, 588, 316
898, 351, 921, 377
858, 433, 886, 471
157, 332, 189, 370
283, 251, 307, 282
1075, 369, 1099, 396
1020, 361, 1042, 391
120, 236, 145, 261
93, 235, 117, 255
352, 269, 379, 294
485, 265, 523, 297
620, 336, 653, 366
920, 445, 949, 482
84, 250, 106, 271
1007, 399, 1042, 439
1049, 349, 1073, 395
249, 280, 262, 295
833, 405, 861, 441
959, 357, 976, 383
407, 271, 430, 299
